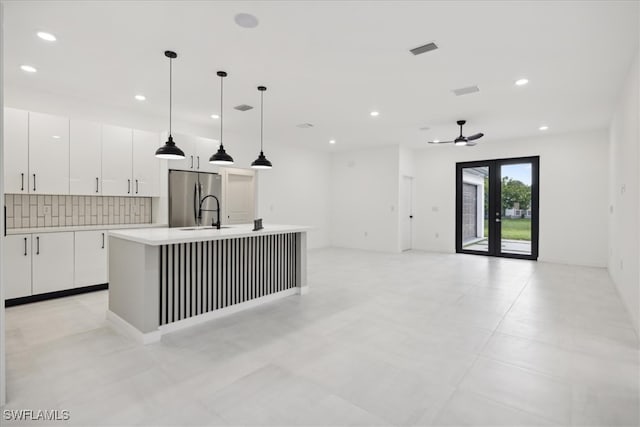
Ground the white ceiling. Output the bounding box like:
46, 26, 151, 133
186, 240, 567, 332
3, 1, 639, 151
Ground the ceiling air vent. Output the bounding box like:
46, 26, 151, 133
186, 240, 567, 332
410, 42, 438, 56
296, 123, 314, 128
452, 85, 480, 96
234, 104, 253, 111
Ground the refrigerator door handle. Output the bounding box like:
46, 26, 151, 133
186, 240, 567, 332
193, 183, 199, 224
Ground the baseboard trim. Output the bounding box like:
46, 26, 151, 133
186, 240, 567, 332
159, 287, 299, 336
4, 283, 108, 307
106, 310, 161, 345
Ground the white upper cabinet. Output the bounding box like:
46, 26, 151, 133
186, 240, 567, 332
166, 132, 196, 171
102, 124, 133, 196
195, 137, 220, 173
3, 108, 29, 193
70, 119, 102, 195
132, 130, 161, 196
28, 112, 70, 195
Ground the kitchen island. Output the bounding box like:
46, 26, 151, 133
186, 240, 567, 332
107, 224, 310, 343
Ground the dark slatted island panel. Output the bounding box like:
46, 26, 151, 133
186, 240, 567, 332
159, 233, 298, 325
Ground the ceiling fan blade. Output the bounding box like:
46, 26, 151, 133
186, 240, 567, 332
466, 141, 477, 147
466, 133, 484, 141
428, 140, 454, 144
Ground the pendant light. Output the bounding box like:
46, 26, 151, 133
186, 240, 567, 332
251, 86, 273, 169
209, 71, 234, 165
155, 51, 185, 159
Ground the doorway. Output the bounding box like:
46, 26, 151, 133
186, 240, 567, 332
400, 176, 414, 251
456, 156, 539, 260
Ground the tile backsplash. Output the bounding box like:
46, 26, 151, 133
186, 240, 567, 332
4, 194, 152, 229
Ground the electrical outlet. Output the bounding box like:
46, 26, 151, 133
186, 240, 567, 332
432, 206, 439, 212
435, 233, 439, 238
364, 231, 368, 237
43, 205, 51, 215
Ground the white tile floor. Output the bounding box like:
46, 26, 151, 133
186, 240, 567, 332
3, 248, 639, 426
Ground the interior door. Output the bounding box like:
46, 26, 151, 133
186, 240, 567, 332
400, 176, 413, 251
456, 156, 539, 260
222, 168, 255, 225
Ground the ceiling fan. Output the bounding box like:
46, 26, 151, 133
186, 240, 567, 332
428, 120, 484, 146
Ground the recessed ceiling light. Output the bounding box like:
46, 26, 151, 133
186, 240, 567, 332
432, 139, 440, 143
20, 65, 37, 73
370, 111, 379, 117
37, 31, 56, 42
329, 139, 336, 144
134, 94, 146, 101
515, 78, 529, 86
52, 135, 61, 139
210, 114, 220, 119
539, 125, 549, 131
234, 13, 259, 28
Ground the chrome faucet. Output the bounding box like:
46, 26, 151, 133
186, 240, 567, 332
198, 194, 221, 229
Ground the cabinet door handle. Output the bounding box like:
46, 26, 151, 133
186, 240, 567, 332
136, 179, 139, 194
190, 155, 194, 169
33, 174, 36, 192
127, 179, 131, 194
96, 177, 99, 193
24, 237, 27, 256
36, 236, 40, 255
21, 173, 24, 191
197, 156, 200, 169
102, 232, 105, 249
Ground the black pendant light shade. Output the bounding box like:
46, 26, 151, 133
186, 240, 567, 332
155, 135, 185, 159
156, 50, 185, 159
210, 71, 234, 165
251, 85, 273, 169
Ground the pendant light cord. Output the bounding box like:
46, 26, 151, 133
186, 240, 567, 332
260, 90, 264, 152
169, 57, 173, 136
220, 75, 224, 146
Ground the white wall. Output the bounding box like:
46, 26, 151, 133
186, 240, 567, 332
330, 146, 400, 252
3, 90, 332, 249
0, 1, 6, 407
412, 129, 610, 267
608, 50, 639, 333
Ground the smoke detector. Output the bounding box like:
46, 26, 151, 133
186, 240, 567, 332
234, 104, 253, 111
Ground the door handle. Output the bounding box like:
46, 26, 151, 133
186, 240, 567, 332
193, 184, 198, 223
96, 177, 99, 193
197, 156, 200, 169
136, 179, 139, 194
127, 179, 131, 194
21, 173, 24, 191
190, 156, 194, 169
102, 232, 105, 249
24, 237, 27, 256
36, 236, 40, 255
33, 174, 36, 192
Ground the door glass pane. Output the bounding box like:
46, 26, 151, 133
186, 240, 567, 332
461, 166, 489, 252
500, 163, 532, 255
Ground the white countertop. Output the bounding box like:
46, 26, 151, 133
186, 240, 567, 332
108, 224, 312, 246
7, 223, 167, 235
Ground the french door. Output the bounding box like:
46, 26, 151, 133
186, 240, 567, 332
456, 156, 539, 260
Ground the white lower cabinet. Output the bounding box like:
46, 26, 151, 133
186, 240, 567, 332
2, 234, 32, 299
32, 232, 74, 295
74, 230, 108, 287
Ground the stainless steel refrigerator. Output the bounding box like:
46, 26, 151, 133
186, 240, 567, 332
168, 170, 222, 228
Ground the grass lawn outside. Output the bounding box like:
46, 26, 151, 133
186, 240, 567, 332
484, 218, 531, 241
